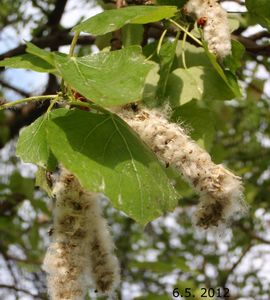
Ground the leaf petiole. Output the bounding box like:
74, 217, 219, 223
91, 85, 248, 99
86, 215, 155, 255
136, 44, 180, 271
69, 31, 80, 57
69, 99, 111, 115
47, 96, 60, 113
0, 95, 58, 111
181, 25, 189, 70
157, 29, 168, 55
68, 100, 91, 109
169, 19, 203, 46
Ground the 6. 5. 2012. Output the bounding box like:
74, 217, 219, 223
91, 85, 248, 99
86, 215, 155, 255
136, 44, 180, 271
172, 287, 230, 298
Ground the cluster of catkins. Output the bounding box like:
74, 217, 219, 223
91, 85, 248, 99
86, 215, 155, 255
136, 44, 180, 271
116, 106, 247, 230
184, 0, 231, 58
43, 167, 120, 300
42, 2, 239, 298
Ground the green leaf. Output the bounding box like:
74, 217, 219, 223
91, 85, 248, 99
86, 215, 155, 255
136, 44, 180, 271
156, 37, 178, 104
223, 39, 245, 74
166, 66, 235, 106
26, 42, 55, 66
203, 44, 242, 98
0, 53, 55, 73
246, 0, 270, 29
47, 108, 179, 225
228, 15, 240, 33
16, 113, 58, 170
142, 63, 160, 105
95, 32, 113, 50
156, 0, 187, 7
175, 41, 212, 69
122, 24, 144, 47
175, 39, 242, 98
171, 99, 215, 150
31, 198, 50, 214
29, 221, 39, 249
55, 46, 153, 106
246, 79, 265, 101
73, 6, 178, 35
35, 167, 53, 198
9, 172, 35, 200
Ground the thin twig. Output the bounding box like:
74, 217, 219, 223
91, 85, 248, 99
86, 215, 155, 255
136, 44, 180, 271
0, 284, 39, 298
239, 224, 270, 244
0, 79, 30, 98
181, 25, 189, 69
220, 243, 253, 287
0, 95, 58, 111
157, 29, 168, 55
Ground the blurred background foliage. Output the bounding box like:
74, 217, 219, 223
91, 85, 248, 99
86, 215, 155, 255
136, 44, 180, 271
0, 0, 270, 299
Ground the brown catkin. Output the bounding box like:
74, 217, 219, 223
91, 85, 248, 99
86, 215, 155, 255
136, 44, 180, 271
43, 167, 120, 300
116, 106, 247, 229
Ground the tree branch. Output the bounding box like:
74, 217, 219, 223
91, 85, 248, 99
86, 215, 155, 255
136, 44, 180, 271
110, 0, 125, 50
219, 243, 253, 287
47, 0, 68, 30
239, 224, 270, 244
247, 31, 270, 41
0, 32, 95, 60
31, 0, 49, 16
232, 34, 270, 57
0, 79, 30, 98
0, 284, 43, 299
34, 0, 68, 38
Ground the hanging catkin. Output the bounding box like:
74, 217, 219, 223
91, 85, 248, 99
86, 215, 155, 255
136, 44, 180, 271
184, 0, 231, 58
43, 167, 120, 299
85, 192, 121, 293
116, 106, 247, 229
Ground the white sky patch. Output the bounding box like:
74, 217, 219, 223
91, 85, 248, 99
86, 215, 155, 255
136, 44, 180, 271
18, 162, 38, 178
0, 1, 103, 101
3, 69, 48, 100
61, 0, 103, 28
255, 65, 270, 98
242, 25, 267, 37
236, 245, 270, 279
257, 132, 270, 149
0, 26, 21, 54
221, 1, 247, 13
0, 2, 41, 52
121, 281, 142, 300
17, 200, 36, 223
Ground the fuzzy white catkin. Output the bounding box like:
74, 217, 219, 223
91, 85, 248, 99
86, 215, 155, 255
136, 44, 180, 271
184, 0, 231, 58
85, 193, 121, 294
43, 168, 120, 300
117, 106, 247, 229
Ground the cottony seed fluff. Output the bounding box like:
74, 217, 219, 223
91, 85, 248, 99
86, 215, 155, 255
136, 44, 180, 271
86, 193, 121, 294
184, 0, 231, 58
43, 167, 120, 300
117, 106, 247, 229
